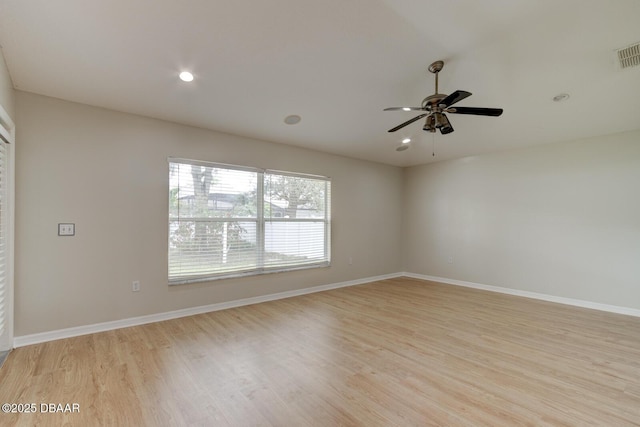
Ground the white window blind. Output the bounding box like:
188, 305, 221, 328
263, 172, 330, 269
169, 159, 330, 283
0, 140, 6, 337
0, 104, 13, 352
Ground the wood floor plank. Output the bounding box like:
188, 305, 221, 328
2, 277, 640, 426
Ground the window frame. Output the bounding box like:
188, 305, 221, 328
168, 158, 331, 284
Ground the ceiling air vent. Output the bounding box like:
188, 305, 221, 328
616, 42, 640, 69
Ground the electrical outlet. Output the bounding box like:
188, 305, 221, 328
58, 223, 75, 236
132, 280, 140, 292
447, 256, 454, 264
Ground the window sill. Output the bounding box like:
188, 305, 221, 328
168, 262, 331, 286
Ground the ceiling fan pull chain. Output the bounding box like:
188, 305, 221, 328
432, 133, 436, 157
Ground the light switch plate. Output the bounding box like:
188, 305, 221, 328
58, 223, 75, 236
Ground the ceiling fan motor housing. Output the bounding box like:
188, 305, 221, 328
422, 94, 447, 109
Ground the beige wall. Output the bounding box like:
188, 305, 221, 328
15, 91, 404, 335
0, 48, 14, 118
15, 87, 640, 336
403, 130, 640, 309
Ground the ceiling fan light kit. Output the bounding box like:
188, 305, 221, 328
385, 60, 503, 136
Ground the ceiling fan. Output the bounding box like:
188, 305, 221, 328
385, 60, 503, 135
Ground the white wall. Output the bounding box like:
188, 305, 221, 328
15, 91, 404, 335
0, 48, 14, 118
403, 130, 640, 310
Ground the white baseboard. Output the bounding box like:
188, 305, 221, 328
13, 272, 403, 348
403, 272, 640, 318
15, 271, 639, 347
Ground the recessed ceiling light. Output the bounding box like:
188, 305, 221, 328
284, 115, 301, 125
402, 138, 411, 144
402, 107, 411, 111
396, 144, 410, 152
179, 71, 194, 82
553, 93, 570, 102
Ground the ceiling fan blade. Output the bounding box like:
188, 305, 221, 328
387, 114, 427, 132
438, 90, 472, 108
384, 107, 425, 111
447, 107, 503, 117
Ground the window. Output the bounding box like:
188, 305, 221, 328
0, 139, 7, 340
169, 159, 331, 283
0, 103, 14, 352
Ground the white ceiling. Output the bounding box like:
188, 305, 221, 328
1, 0, 639, 167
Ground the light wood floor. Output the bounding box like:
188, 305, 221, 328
2, 277, 640, 426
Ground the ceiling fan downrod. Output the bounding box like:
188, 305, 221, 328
428, 60, 444, 94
